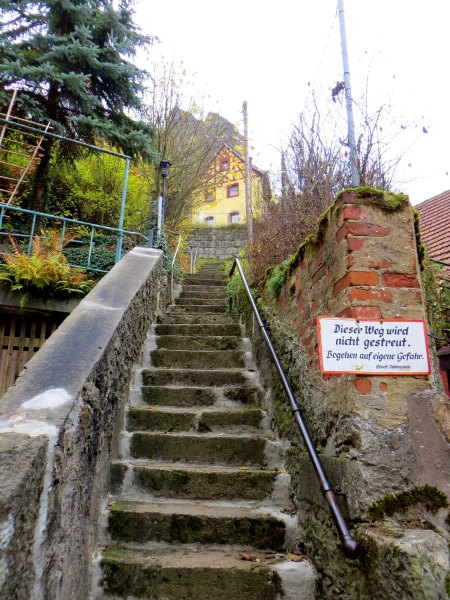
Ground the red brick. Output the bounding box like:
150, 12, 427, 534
353, 378, 372, 394
379, 382, 388, 392
347, 255, 355, 268
311, 301, 318, 314
342, 205, 368, 221
347, 237, 365, 252
382, 274, 420, 288
304, 333, 315, 346
346, 222, 390, 237
333, 271, 380, 296
349, 289, 393, 302
312, 264, 327, 284
337, 222, 390, 242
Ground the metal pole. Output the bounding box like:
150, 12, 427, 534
115, 158, 130, 263
161, 176, 166, 233
338, 0, 360, 187
156, 196, 163, 237
242, 101, 253, 244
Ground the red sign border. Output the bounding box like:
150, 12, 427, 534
317, 317, 431, 376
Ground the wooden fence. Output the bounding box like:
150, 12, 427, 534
0, 310, 66, 396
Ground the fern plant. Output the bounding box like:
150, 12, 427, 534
0, 231, 94, 298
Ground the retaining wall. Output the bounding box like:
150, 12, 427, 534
232, 191, 450, 599
187, 224, 247, 259
0, 247, 164, 600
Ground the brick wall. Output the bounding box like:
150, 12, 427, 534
236, 191, 449, 598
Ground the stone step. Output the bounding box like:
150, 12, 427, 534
151, 349, 245, 369
127, 407, 264, 432
142, 368, 251, 387
183, 277, 226, 286
181, 285, 227, 297
155, 323, 240, 336
110, 461, 277, 500
169, 304, 227, 314
141, 384, 263, 407
157, 313, 234, 325
108, 500, 286, 550
187, 273, 226, 281
176, 296, 226, 306
100, 546, 292, 600
129, 431, 267, 465
156, 335, 241, 350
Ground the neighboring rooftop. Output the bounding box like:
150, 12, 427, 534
416, 190, 450, 273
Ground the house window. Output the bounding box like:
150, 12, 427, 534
229, 211, 240, 224
227, 183, 239, 198
205, 216, 215, 226
219, 157, 230, 171
206, 191, 215, 202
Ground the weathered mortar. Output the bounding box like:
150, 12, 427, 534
0, 247, 165, 600
187, 225, 247, 259
231, 191, 450, 599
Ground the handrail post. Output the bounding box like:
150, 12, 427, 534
166, 229, 182, 303
229, 257, 361, 559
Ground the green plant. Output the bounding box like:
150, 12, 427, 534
0, 231, 94, 298
367, 485, 449, 521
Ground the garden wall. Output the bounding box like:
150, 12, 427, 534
0, 247, 165, 600
232, 190, 449, 599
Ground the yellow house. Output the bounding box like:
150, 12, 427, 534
192, 144, 264, 226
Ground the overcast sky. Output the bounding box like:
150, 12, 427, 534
135, 0, 450, 204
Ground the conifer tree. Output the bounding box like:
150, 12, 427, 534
0, 0, 157, 209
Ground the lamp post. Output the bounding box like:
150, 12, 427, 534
158, 159, 171, 235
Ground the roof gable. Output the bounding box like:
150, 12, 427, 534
416, 190, 450, 265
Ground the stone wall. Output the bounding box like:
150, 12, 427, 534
0, 247, 165, 600
187, 224, 247, 259
232, 191, 449, 599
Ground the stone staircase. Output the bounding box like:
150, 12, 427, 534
94, 261, 316, 599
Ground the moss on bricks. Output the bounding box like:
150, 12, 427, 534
367, 484, 449, 522
265, 186, 409, 299
336, 186, 409, 211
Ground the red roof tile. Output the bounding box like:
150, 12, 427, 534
416, 191, 450, 272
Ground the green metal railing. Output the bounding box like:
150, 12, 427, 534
0, 202, 148, 273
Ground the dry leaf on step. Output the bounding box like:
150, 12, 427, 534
287, 553, 305, 562
239, 553, 259, 562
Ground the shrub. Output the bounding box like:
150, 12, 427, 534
0, 231, 94, 298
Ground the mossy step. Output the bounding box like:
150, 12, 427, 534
169, 304, 227, 314
127, 407, 264, 432
151, 349, 245, 369
101, 546, 282, 600
130, 431, 267, 465
108, 500, 286, 550
156, 335, 241, 350
141, 384, 263, 407
181, 285, 227, 297
183, 278, 226, 286
110, 461, 277, 500
186, 273, 226, 281
142, 368, 250, 387
157, 313, 234, 325
155, 323, 241, 337
176, 297, 226, 306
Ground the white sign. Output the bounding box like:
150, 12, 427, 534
317, 317, 431, 375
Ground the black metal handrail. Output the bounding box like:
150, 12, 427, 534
229, 257, 360, 559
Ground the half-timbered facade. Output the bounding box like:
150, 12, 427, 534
192, 143, 264, 226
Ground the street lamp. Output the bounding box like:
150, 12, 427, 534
158, 159, 171, 234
